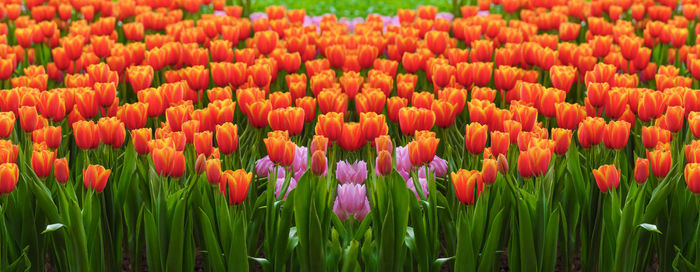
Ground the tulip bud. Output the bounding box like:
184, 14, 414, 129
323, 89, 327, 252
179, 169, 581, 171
497, 154, 509, 175
376, 150, 392, 176
311, 150, 328, 176
482, 158, 497, 185
195, 154, 207, 175
54, 158, 69, 184
206, 159, 222, 184
634, 158, 649, 184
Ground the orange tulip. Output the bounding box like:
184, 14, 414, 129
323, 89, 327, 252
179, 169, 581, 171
577, 117, 605, 148
255, 31, 278, 55
264, 133, 295, 166
31, 145, 55, 178
465, 123, 488, 155
642, 126, 662, 149
648, 149, 672, 178
0, 163, 19, 195
268, 107, 305, 135
482, 158, 497, 185
634, 158, 649, 184
83, 164, 111, 193
685, 163, 700, 194
31, 126, 61, 149
360, 112, 388, 142
127, 65, 154, 93
73, 120, 100, 150
355, 89, 386, 115
216, 123, 238, 155
0, 112, 14, 139
193, 131, 213, 157
551, 128, 572, 155
690, 112, 700, 138
451, 169, 483, 205
664, 106, 684, 133
408, 135, 440, 166
603, 120, 631, 150
219, 169, 252, 205
426, 30, 448, 55
315, 112, 344, 142
131, 128, 152, 155
19, 106, 38, 132
98, 117, 126, 148
593, 165, 620, 193
387, 97, 408, 123
338, 122, 365, 151
117, 102, 148, 130
517, 146, 552, 178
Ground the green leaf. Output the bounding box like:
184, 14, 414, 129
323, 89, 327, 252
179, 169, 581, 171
638, 223, 662, 234
41, 223, 64, 234
197, 209, 225, 271
517, 200, 538, 271
248, 257, 272, 271
341, 241, 361, 272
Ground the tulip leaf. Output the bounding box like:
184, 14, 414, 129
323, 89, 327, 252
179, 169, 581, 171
41, 223, 64, 234
197, 209, 225, 271
639, 223, 662, 234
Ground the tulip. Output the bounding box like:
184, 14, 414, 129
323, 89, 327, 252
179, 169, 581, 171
336, 160, 368, 184
19, 106, 38, 132
194, 131, 213, 157
0, 163, 19, 195
518, 146, 552, 178
73, 120, 100, 150
432, 100, 457, 128
664, 106, 684, 133
131, 128, 151, 155
465, 123, 488, 154
206, 159, 222, 184
604, 88, 629, 119
333, 183, 371, 221
215, 123, 238, 155
83, 164, 111, 193
482, 159, 497, 185
311, 150, 328, 176
490, 131, 510, 157
30, 125, 60, 149
685, 163, 700, 194
264, 133, 295, 166
98, 117, 126, 148
648, 149, 672, 178
551, 128, 572, 155
247, 100, 272, 128
690, 112, 700, 138
407, 135, 440, 166
32, 146, 55, 178
295, 97, 317, 123
376, 150, 392, 177
315, 112, 344, 142
117, 102, 148, 130
577, 117, 605, 148
338, 122, 365, 151
603, 120, 631, 150
451, 169, 483, 205
359, 112, 388, 142
0, 112, 14, 139
642, 126, 662, 149
127, 65, 154, 93
634, 158, 649, 184
219, 169, 252, 205
425, 30, 448, 55
637, 91, 665, 122
593, 165, 621, 193
268, 107, 305, 135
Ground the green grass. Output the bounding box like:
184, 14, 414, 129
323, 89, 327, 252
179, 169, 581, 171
250, 0, 454, 17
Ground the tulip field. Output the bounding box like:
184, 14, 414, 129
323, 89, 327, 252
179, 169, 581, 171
3, 0, 700, 271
